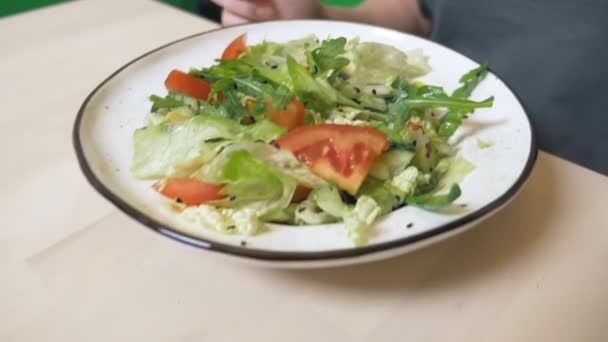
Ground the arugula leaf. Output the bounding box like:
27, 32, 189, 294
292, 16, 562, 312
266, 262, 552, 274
191, 59, 253, 81
384, 79, 493, 142
311, 37, 350, 76
149, 94, 186, 112
400, 85, 494, 111
233, 76, 291, 111
406, 184, 461, 210
453, 62, 490, 99
438, 63, 490, 137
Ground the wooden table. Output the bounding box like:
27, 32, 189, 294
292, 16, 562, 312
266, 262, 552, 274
2, 1, 607, 340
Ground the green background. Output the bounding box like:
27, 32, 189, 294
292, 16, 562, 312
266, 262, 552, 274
0, 0, 199, 18
0, 0, 365, 18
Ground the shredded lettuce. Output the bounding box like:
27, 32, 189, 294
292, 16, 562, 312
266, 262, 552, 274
348, 42, 430, 87
344, 196, 381, 246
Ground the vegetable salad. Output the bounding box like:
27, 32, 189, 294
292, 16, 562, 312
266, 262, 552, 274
131, 33, 493, 245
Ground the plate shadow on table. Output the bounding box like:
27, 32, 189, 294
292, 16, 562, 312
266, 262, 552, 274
261, 155, 553, 294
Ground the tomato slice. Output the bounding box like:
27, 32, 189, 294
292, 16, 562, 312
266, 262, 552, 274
267, 99, 305, 130
276, 124, 389, 194
247, 98, 305, 130
153, 178, 225, 205
222, 33, 247, 60
164, 70, 213, 101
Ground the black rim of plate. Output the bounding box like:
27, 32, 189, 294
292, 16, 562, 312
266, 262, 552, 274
72, 20, 538, 262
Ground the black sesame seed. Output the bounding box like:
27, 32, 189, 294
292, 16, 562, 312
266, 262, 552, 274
460, 204, 468, 208
394, 195, 401, 203
313, 207, 323, 213
406, 222, 414, 229
240, 240, 247, 246
262, 80, 268, 84
339, 190, 357, 204
426, 151, 431, 158
271, 65, 278, 69
176, 197, 183, 204
354, 87, 361, 93
229, 195, 237, 201
372, 89, 377, 95
297, 207, 306, 213
227, 225, 236, 230
463, 115, 469, 119
233, 83, 238, 90
352, 99, 361, 104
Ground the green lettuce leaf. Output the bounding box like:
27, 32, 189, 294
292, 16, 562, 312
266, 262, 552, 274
131, 115, 238, 179
241, 119, 286, 143
406, 184, 461, 210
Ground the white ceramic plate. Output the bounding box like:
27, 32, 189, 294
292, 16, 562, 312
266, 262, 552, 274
73, 20, 536, 268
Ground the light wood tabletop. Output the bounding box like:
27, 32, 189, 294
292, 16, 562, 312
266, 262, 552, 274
2, 0, 607, 341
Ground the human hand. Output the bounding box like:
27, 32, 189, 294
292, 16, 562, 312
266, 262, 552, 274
211, 0, 323, 26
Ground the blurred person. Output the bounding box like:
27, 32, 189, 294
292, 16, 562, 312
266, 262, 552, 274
211, 0, 608, 174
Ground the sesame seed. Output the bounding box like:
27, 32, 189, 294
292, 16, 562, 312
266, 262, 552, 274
229, 195, 237, 201
176, 197, 183, 204
227, 225, 235, 230
394, 195, 401, 203
233, 84, 238, 90
240, 240, 247, 246
372, 89, 377, 95
406, 223, 414, 229
354, 87, 361, 93
297, 207, 306, 213
271, 65, 278, 69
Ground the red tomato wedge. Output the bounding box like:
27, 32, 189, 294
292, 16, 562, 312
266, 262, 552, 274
247, 98, 306, 130
153, 178, 225, 205
222, 33, 247, 60
276, 124, 389, 194
164, 70, 213, 101
267, 99, 305, 130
